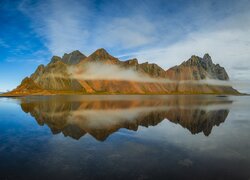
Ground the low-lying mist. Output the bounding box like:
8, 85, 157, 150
68, 62, 161, 82
68, 62, 236, 87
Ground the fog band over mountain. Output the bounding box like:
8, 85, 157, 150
68, 62, 235, 87
68, 62, 167, 82
1, 48, 240, 96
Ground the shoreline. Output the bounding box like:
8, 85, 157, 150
0, 92, 247, 98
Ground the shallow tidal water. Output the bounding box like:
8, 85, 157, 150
0, 95, 249, 180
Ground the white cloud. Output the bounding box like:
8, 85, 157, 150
135, 28, 250, 69
118, 11, 250, 85
18, 0, 91, 56
93, 16, 156, 49
17, 0, 250, 92
43, 0, 90, 55
69, 62, 162, 82
18, 0, 158, 55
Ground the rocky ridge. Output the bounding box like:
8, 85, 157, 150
2, 48, 239, 96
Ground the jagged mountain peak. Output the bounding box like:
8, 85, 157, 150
63, 50, 85, 58
49, 56, 62, 65
182, 54, 213, 66
166, 53, 229, 80
181, 55, 201, 67
90, 48, 110, 56
95, 48, 108, 53
124, 58, 139, 65
62, 50, 86, 65
203, 53, 211, 60
87, 48, 118, 63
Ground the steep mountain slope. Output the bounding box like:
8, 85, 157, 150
166, 54, 229, 80
83, 48, 120, 64
30, 56, 84, 91
2, 48, 240, 96
78, 48, 167, 78
123, 59, 166, 78
61, 50, 86, 65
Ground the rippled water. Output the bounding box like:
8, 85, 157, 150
0, 95, 249, 180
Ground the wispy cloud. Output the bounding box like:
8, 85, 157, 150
14, 0, 250, 93
0, 38, 9, 48
18, 0, 91, 55
18, 0, 159, 55
117, 7, 250, 82
93, 16, 156, 49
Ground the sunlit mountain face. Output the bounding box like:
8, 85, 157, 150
19, 95, 232, 141
1, 49, 240, 96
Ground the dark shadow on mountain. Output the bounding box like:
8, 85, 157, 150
18, 95, 232, 141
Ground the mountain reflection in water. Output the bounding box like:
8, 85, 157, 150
19, 95, 232, 141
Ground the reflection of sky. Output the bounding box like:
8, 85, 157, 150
0, 96, 249, 179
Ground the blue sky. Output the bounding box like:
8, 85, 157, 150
0, 0, 250, 92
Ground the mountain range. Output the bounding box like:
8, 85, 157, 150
19, 95, 231, 141
2, 48, 240, 96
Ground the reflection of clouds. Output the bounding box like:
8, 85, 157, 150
70, 106, 169, 128
1, 96, 250, 179
19, 95, 232, 140
136, 97, 250, 164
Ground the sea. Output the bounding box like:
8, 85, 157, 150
0, 95, 249, 180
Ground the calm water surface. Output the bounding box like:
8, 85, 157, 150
0, 95, 249, 180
